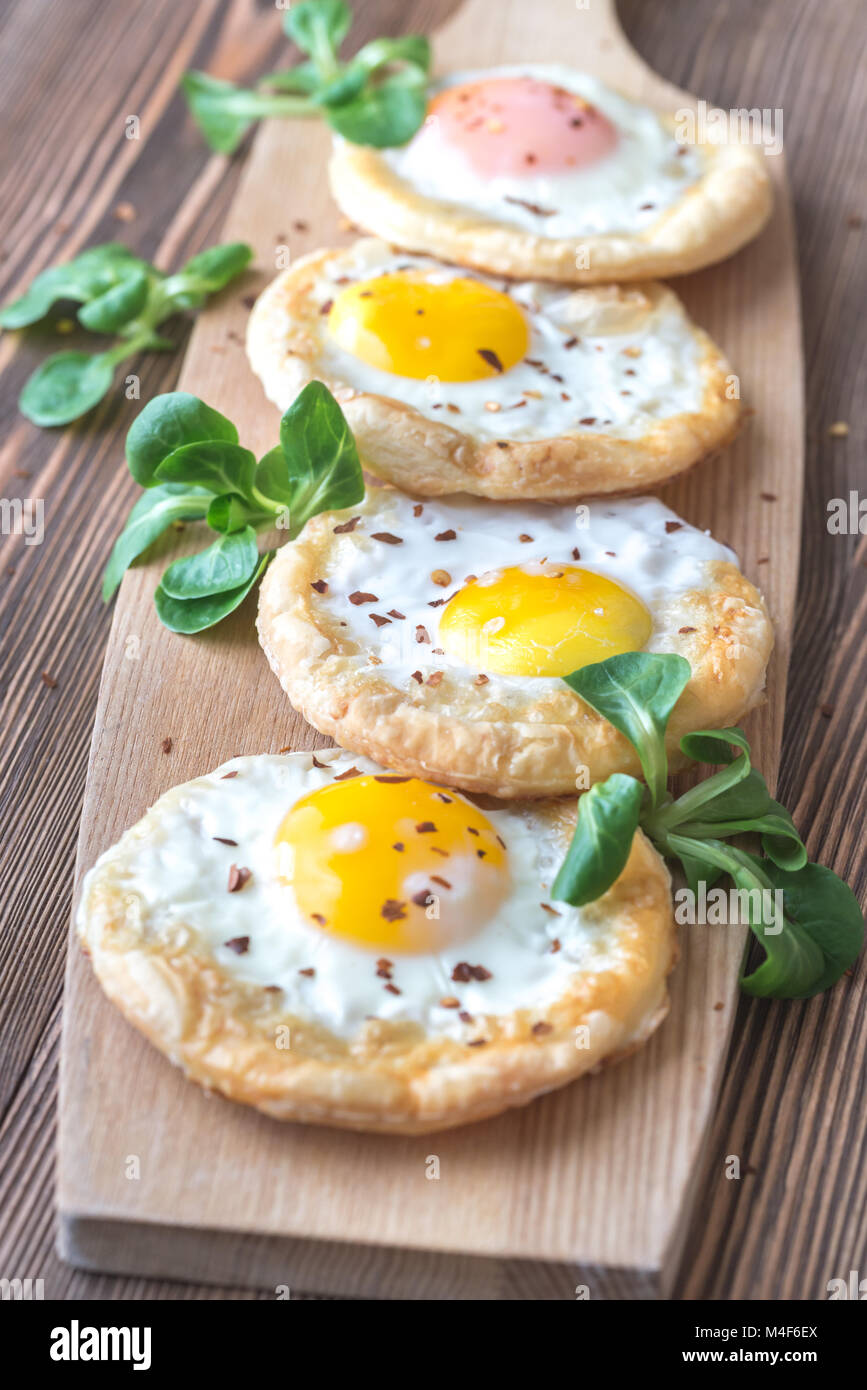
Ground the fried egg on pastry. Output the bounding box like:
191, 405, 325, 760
329, 66, 772, 283
76, 750, 675, 1134
257, 490, 773, 798
247, 239, 741, 499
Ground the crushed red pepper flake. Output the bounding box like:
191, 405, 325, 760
504, 194, 556, 217
678, 625, 697, 634
760, 491, 778, 502
434, 529, 457, 542
384, 982, 402, 995
564, 335, 579, 348
415, 625, 431, 643
227, 865, 252, 893
416, 821, 437, 833
213, 836, 238, 846
392, 842, 405, 852
410, 670, 423, 683
426, 671, 443, 687
311, 754, 327, 768
540, 902, 561, 916
451, 962, 492, 982
371, 531, 403, 545
532, 1021, 553, 1036
370, 613, 391, 627
334, 765, 362, 780
333, 516, 360, 534
224, 936, 250, 954
474, 673, 489, 685
435, 792, 453, 803
467, 1038, 488, 1047
298, 967, 315, 977
413, 503, 424, 516
319, 299, 333, 314
221, 770, 238, 779
349, 590, 377, 604
374, 774, 411, 783
664, 521, 683, 533
477, 347, 504, 373
440, 996, 460, 1008
161, 737, 173, 754
311, 913, 326, 926
459, 1011, 474, 1023
387, 608, 405, 619
550, 938, 562, 953
41, 672, 58, 688
381, 899, 406, 921
430, 846, 449, 857
411, 889, 433, 907
311, 579, 328, 593
578, 416, 597, 426
431, 875, 452, 889
518, 533, 533, 543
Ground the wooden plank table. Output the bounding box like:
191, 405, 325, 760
0, 0, 864, 1299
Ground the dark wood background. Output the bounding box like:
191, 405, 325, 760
0, 0, 864, 1301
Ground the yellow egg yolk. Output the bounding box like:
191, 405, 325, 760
274, 775, 509, 953
327, 272, 529, 382
438, 564, 652, 677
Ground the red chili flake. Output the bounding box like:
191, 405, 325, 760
431, 875, 452, 889
504, 195, 556, 217
224, 936, 250, 954
459, 1011, 474, 1024
410, 670, 423, 683
440, 996, 461, 1008
639, 202, 655, 211
392, 842, 405, 852
578, 417, 597, 426
371, 532, 403, 545
264, 985, 282, 993
349, 590, 377, 605
415, 625, 430, 643
476, 849, 487, 859
532, 1021, 553, 1036
550, 938, 562, 953
434, 792, 452, 803
605, 550, 616, 557
434, 529, 457, 542
221, 770, 239, 779
426, 671, 443, 687
467, 1038, 488, 1047
664, 521, 683, 534
430, 846, 449, 857
374, 774, 411, 783
416, 821, 437, 833
474, 674, 489, 686
467, 827, 479, 836
564, 336, 579, 349
293, 219, 309, 232
428, 597, 447, 608
540, 903, 561, 917
413, 503, 424, 516
213, 836, 238, 846
757, 556, 770, 564
333, 516, 360, 534
495, 441, 509, 449
571, 547, 581, 560
334, 765, 362, 781
451, 962, 492, 982
311, 913, 326, 926
161, 737, 173, 754
446, 403, 461, 413
560, 391, 571, 401
381, 899, 407, 921
377, 958, 394, 971
384, 982, 402, 995
412, 889, 433, 907
311, 754, 327, 768
298, 967, 315, 977
370, 613, 391, 627
311, 579, 328, 593
227, 865, 252, 893
495, 835, 505, 849
477, 347, 504, 373
319, 299, 333, 314
678, 625, 697, 634
376, 964, 393, 979
760, 492, 778, 502
518, 533, 533, 543
41, 672, 58, 688
387, 609, 405, 620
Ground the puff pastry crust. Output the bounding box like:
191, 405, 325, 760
77, 756, 676, 1135
329, 118, 772, 285
246, 244, 742, 500
257, 492, 774, 798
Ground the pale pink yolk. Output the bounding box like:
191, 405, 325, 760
417, 77, 619, 178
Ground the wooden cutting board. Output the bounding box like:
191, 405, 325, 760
57, 0, 803, 1299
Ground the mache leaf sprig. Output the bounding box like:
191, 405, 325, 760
0, 241, 253, 427
103, 380, 364, 633
182, 0, 431, 154
552, 652, 864, 1000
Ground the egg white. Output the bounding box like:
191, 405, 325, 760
380, 65, 705, 239
314, 241, 705, 442
313, 492, 734, 705
78, 750, 617, 1042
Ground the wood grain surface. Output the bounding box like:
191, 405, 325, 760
1, 0, 864, 1301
